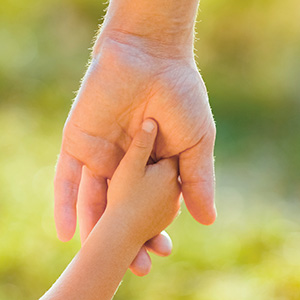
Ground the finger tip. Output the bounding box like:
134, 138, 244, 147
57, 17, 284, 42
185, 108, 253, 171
182, 185, 217, 226
57, 235, 70, 243
54, 207, 77, 242
198, 208, 217, 226
158, 235, 173, 257
130, 248, 152, 277
55, 219, 76, 242
133, 266, 151, 277
185, 201, 217, 226
130, 262, 152, 277
200, 217, 216, 226
146, 232, 173, 257
159, 248, 172, 257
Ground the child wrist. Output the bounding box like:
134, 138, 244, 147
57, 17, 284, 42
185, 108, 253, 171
103, 206, 147, 247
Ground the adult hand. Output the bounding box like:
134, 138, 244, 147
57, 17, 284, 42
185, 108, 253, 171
54, 0, 216, 276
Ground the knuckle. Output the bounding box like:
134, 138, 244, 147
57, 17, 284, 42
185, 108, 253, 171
200, 120, 216, 147
204, 120, 216, 142
182, 173, 213, 188
133, 137, 148, 150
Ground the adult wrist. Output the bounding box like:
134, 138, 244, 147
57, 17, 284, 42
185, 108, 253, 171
96, 0, 200, 59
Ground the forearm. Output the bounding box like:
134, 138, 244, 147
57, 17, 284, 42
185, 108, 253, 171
97, 0, 200, 58
41, 210, 142, 300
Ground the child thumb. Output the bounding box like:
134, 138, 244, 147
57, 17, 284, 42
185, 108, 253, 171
123, 119, 158, 171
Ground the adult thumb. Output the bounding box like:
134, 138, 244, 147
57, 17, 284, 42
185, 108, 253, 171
123, 119, 158, 171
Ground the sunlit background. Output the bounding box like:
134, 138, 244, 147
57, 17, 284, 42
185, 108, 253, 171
0, 0, 300, 299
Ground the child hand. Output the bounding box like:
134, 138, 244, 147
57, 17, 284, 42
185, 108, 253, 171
40, 119, 181, 300
106, 119, 181, 245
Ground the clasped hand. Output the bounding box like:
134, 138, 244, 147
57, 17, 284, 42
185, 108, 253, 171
54, 32, 216, 276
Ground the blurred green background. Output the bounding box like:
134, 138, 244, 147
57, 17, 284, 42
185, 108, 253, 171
0, 0, 300, 299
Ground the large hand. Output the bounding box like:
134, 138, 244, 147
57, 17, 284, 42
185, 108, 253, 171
54, 32, 216, 274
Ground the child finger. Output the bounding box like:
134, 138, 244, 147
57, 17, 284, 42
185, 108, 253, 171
122, 119, 158, 172
145, 231, 173, 257
129, 246, 151, 277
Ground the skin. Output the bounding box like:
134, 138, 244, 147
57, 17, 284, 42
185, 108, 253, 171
54, 0, 216, 276
42, 119, 181, 300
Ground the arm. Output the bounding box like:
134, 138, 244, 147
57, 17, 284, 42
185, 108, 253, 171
41, 212, 144, 300
43, 120, 180, 300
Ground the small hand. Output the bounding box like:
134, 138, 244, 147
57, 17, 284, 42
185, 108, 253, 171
106, 119, 181, 244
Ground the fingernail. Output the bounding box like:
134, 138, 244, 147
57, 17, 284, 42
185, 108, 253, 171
142, 120, 155, 133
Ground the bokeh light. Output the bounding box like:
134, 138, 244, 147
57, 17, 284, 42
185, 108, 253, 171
0, 0, 299, 299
